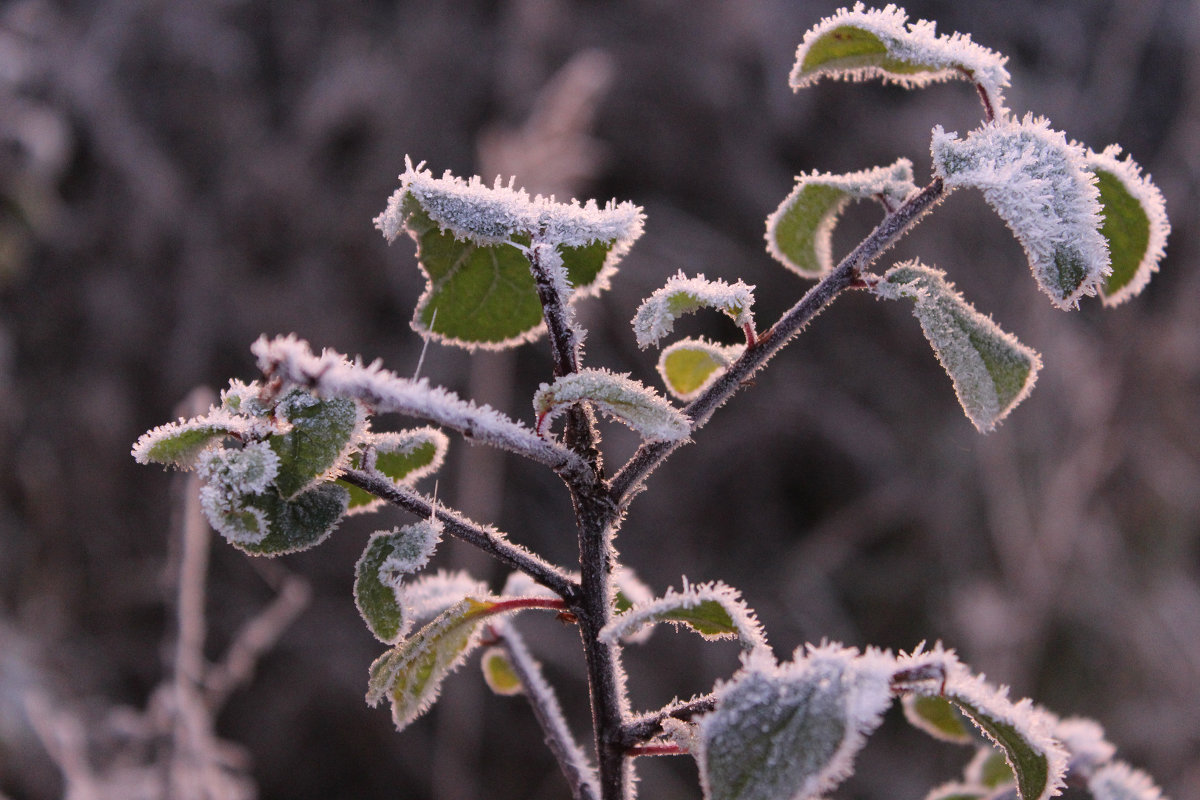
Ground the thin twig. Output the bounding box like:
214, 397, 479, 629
494, 621, 600, 800
622, 694, 717, 747
339, 468, 581, 603
610, 177, 947, 506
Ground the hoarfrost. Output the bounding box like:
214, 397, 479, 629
1054, 717, 1116, 776
931, 116, 1110, 309
131, 407, 264, 468
1089, 762, 1165, 800
791, 3, 1011, 116
195, 441, 279, 495
533, 368, 691, 442
632, 272, 756, 349
198, 482, 268, 546
599, 579, 767, 651
402, 570, 490, 626
376, 519, 443, 587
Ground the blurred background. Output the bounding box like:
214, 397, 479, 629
1, 0, 1197, 798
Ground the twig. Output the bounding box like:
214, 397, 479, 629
622, 694, 717, 747
494, 621, 600, 800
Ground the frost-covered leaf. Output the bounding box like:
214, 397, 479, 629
1053, 717, 1116, 777
632, 272, 756, 349
696, 644, 897, 800
374, 158, 643, 349
196, 442, 280, 496
600, 580, 766, 651
897, 646, 1067, 800
965, 746, 1017, 790
931, 116, 1110, 309
875, 262, 1042, 432
765, 159, 917, 278
921, 783, 990, 800
1085, 146, 1169, 306
268, 389, 362, 499
658, 338, 745, 402
534, 368, 691, 442
902, 693, 974, 744
481, 647, 523, 696
340, 427, 449, 512
201, 483, 349, 556
354, 520, 444, 644
791, 4, 1011, 115
366, 597, 500, 731
403, 570, 491, 627
1088, 761, 1164, 800
131, 408, 258, 469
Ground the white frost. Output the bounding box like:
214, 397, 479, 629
1089, 761, 1166, 800
533, 368, 691, 442
631, 271, 756, 349
1055, 716, 1116, 777
599, 579, 767, 651
196, 441, 280, 495
401, 570, 490, 627
791, 3, 1011, 116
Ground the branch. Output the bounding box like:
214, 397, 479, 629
252, 335, 593, 483
493, 621, 600, 800
622, 694, 717, 747
339, 468, 581, 603
610, 178, 947, 505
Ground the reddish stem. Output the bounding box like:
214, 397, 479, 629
627, 743, 686, 758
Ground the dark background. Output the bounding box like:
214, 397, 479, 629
1, 1, 1197, 798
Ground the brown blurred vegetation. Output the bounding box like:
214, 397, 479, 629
1, 1, 1197, 798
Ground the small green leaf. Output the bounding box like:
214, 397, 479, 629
658, 338, 744, 401
268, 390, 361, 499
366, 597, 498, 731
210, 483, 349, 557
902, 694, 974, 744
131, 409, 254, 468
534, 368, 690, 442
971, 747, 1016, 789
766, 160, 916, 278
354, 521, 443, 643
875, 262, 1042, 432
948, 697, 1049, 800
1086, 146, 1169, 306
791, 6, 1010, 114
602, 582, 766, 650
632, 272, 756, 349
481, 647, 523, 696
340, 428, 449, 511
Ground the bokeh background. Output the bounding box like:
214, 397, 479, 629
1, 1, 1197, 798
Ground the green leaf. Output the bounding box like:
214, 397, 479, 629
875, 262, 1042, 433
601, 581, 766, 650
658, 338, 744, 401
947, 696, 1049, 800
902, 694, 974, 744
1086, 146, 1169, 307
534, 368, 690, 442
480, 647, 523, 696
354, 521, 443, 643
790, 6, 1010, 114
131, 409, 255, 468
366, 597, 499, 731
268, 390, 361, 499
970, 747, 1016, 789
340, 428, 449, 511
696, 645, 895, 800
765, 160, 916, 278
208, 483, 349, 557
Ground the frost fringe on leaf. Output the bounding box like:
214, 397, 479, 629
131, 407, 266, 468
533, 368, 691, 442
600, 579, 767, 651
632, 272, 756, 349
931, 115, 1110, 309
1089, 762, 1165, 800
765, 158, 917, 278
657, 338, 745, 402
791, 3, 1011, 116
354, 519, 444, 643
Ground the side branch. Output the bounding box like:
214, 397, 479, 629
339, 469, 581, 603
252, 335, 593, 482
621, 694, 717, 747
493, 620, 600, 800
610, 178, 947, 505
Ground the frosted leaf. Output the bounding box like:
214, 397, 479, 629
340, 427, 450, 513
658, 338, 746, 402
354, 519, 444, 644
696, 643, 897, 800
902, 693, 973, 744
874, 262, 1042, 432
765, 159, 917, 278
632, 271, 756, 349
931, 116, 1110, 308
897, 645, 1068, 800
1085, 145, 1170, 306
600, 580, 767, 651
196, 441, 280, 496
131, 407, 260, 469
791, 4, 1011, 116
219, 379, 272, 418
1088, 762, 1165, 800
403, 570, 491, 626
964, 745, 1018, 789
201, 482, 348, 556
253, 335, 586, 476
375, 158, 644, 349
480, 647, 523, 696
268, 389, 364, 499
533, 368, 691, 442
921, 782, 990, 800
1053, 716, 1115, 777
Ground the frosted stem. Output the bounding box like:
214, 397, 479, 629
610, 178, 947, 506
340, 468, 580, 602
494, 620, 600, 800
622, 694, 717, 747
